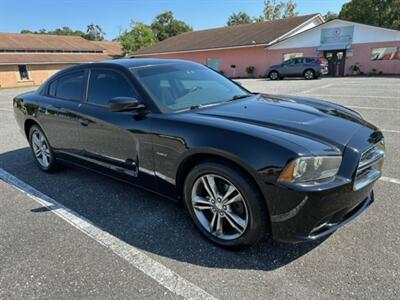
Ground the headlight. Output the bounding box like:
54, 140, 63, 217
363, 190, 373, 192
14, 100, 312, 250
278, 156, 342, 184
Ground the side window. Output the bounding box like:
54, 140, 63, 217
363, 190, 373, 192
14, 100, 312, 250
88, 69, 137, 106
283, 59, 293, 65
56, 71, 85, 101
48, 80, 57, 97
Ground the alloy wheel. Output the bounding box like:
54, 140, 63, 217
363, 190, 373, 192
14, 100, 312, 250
305, 70, 314, 79
270, 72, 278, 80
31, 129, 51, 168
191, 174, 249, 240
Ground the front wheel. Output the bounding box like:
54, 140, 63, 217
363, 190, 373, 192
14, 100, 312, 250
304, 69, 315, 80
184, 161, 268, 249
29, 125, 58, 172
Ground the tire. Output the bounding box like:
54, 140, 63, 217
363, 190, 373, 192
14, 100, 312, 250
183, 161, 268, 249
304, 69, 315, 80
28, 125, 58, 173
269, 71, 279, 80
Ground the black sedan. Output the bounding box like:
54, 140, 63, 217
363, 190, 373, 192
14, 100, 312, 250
13, 59, 385, 248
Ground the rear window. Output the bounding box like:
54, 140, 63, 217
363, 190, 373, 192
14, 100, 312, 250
54, 71, 85, 101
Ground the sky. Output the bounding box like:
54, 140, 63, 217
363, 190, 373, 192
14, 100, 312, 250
0, 0, 349, 40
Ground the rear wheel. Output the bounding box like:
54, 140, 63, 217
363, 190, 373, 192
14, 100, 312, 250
29, 125, 58, 172
304, 69, 315, 80
269, 71, 279, 80
184, 161, 268, 249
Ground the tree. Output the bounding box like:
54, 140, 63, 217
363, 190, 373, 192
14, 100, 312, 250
339, 0, 400, 30
20, 25, 104, 39
227, 12, 253, 26
117, 22, 157, 54
151, 11, 192, 41
282, 0, 298, 18
256, 0, 298, 21
324, 11, 338, 22
85, 23, 105, 41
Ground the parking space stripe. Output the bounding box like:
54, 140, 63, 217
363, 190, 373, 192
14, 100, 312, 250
381, 129, 400, 133
299, 84, 333, 94
300, 94, 399, 99
346, 106, 400, 112
0, 168, 217, 300
380, 176, 400, 185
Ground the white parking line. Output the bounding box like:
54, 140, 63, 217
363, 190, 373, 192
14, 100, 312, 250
380, 176, 400, 185
0, 168, 216, 300
381, 129, 400, 133
299, 84, 333, 94
346, 106, 400, 112
300, 94, 399, 99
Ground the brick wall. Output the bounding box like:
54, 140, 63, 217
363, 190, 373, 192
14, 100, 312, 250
0, 63, 74, 88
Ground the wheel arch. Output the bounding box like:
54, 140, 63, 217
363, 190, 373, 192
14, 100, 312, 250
24, 118, 41, 139
175, 149, 270, 221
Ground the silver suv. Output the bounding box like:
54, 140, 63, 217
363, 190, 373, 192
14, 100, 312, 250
267, 57, 328, 80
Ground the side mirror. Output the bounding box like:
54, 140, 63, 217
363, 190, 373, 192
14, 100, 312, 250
109, 97, 146, 112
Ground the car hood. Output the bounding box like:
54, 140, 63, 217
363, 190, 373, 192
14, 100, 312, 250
193, 94, 377, 150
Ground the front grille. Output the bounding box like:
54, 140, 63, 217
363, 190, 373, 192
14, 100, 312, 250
354, 139, 385, 190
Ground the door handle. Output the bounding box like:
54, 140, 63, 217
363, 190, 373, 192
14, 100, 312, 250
79, 118, 89, 126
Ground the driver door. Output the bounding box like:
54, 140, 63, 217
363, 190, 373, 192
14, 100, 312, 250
76, 67, 155, 188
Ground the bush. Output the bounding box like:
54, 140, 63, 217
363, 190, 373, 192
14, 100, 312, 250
246, 65, 255, 77
349, 63, 361, 75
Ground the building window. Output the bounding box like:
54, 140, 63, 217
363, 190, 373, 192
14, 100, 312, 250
283, 52, 303, 62
371, 47, 400, 61
18, 65, 29, 80
207, 58, 220, 71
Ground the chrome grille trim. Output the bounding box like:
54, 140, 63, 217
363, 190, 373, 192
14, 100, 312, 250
353, 140, 385, 191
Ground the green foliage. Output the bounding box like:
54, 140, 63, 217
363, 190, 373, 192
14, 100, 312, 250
85, 23, 105, 41
339, 0, 400, 29
150, 11, 192, 41
227, 12, 253, 26
117, 22, 157, 55
324, 11, 338, 22
246, 65, 256, 75
257, 0, 298, 22
20, 24, 105, 41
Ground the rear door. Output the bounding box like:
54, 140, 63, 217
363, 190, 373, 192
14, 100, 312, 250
39, 69, 87, 157
76, 67, 155, 187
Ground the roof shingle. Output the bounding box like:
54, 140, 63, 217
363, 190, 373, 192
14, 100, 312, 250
0, 53, 110, 65
134, 14, 319, 55
0, 33, 103, 51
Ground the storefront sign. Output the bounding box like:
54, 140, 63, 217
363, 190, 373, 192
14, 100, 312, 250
320, 26, 354, 48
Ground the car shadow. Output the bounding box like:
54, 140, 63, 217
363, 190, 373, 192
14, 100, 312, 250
0, 147, 326, 271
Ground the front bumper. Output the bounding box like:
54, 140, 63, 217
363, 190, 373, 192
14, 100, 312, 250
264, 180, 375, 243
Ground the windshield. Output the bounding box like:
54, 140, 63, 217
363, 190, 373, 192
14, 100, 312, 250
130, 62, 248, 112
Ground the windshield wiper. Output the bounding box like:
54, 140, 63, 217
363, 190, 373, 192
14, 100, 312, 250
226, 94, 252, 102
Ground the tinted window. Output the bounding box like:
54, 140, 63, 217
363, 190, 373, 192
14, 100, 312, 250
48, 80, 57, 97
56, 71, 85, 101
131, 62, 248, 112
294, 58, 304, 64
88, 69, 137, 105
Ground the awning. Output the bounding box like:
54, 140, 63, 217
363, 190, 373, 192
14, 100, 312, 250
317, 43, 351, 51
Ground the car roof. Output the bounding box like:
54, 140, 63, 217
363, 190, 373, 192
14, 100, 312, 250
57, 58, 197, 74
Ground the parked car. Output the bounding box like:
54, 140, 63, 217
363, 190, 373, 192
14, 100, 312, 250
267, 57, 328, 80
14, 59, 384, 249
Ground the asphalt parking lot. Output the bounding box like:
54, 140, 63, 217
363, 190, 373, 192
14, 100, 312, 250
0, 77, 399, 299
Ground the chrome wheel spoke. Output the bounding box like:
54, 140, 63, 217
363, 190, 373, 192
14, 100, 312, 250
192, 196, 213, 211
222, 185, 236, 202
225, 211, 246, 234
191, 173, 249, 240
41, 153, 49, 166
223, 193, 242, 205
209, 212, 217, 231
215, 214, 223, 236
32, 133, 41, 147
